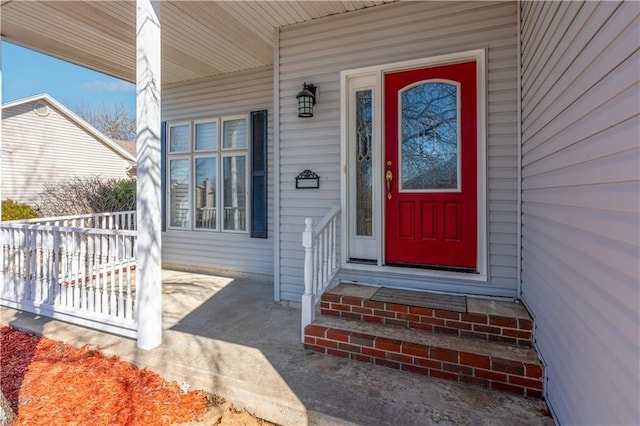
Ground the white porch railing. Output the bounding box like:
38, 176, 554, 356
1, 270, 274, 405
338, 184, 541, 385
301, 206, 340, 341
0, 213, 137, 338
13, 211, 137, 230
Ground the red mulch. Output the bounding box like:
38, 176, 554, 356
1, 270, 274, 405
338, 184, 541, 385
1, 325, 207, 425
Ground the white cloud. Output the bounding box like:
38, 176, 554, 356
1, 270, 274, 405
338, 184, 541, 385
79, 80, 134, 93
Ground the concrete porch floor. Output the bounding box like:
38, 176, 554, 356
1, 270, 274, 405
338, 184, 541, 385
1, 270, 553, 426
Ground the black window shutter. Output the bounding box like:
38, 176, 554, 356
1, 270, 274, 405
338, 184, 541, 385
160, 121, 167, 232
250, 110, 268, 238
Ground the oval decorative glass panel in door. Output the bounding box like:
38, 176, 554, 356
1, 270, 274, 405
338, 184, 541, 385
400, 82, 459, 191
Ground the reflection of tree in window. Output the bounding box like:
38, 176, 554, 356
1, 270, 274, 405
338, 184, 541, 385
195, 157, 216, 229
356, 90, 373, 236
223, 156, 246, 231
401, 82, 458, 190
170, 159, 189, 227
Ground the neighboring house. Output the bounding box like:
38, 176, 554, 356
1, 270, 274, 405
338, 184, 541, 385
1, 94, 136, 205
1, 1, 638, 425
114, 139, 138, 177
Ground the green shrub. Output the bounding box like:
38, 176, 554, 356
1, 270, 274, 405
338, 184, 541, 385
2, 199, 39, 221
111, 179, 137, 211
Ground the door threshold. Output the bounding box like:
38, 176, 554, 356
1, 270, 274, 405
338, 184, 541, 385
347, 258, 377, 265
340, 262, 489, 284
385, 262, 478, 274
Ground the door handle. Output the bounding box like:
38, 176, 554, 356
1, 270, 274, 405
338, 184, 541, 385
386, 170, 393, 199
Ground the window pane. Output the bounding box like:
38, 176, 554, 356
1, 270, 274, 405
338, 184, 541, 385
401, 82, 458, 190
195, 122, 217, 151
223, 155, 246, 231
355, 90, 373, 236
223, 119, 246, 149
194, 157, 217, 229
170, 125, 190, 152
169, 159, 190, 228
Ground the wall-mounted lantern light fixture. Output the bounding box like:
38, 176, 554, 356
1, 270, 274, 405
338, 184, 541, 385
296, 83, 317, 118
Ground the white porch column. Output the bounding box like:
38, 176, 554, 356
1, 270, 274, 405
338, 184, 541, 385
1, 26, 4, 220
135, 0, 162, 350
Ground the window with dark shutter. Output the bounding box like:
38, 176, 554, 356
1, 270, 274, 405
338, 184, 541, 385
250, 110, 268, 238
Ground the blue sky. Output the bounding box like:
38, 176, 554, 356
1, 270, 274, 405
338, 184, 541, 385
2, 42, 135, 114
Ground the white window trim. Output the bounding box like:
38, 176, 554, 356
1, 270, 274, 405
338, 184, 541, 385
222, 115, 249, 151
167, 121, 192, 154
221, 115, 250, 233
340, 48, 488, 283
193, 117, 219, 153
347, 79, 378, 261
166, 115, 250, 234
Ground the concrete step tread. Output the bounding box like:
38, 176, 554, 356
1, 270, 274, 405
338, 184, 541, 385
328, 283, 531, 320
312, 315, 541, 365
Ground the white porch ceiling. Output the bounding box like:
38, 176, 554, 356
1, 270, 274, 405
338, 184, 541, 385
1, 0, 393, 85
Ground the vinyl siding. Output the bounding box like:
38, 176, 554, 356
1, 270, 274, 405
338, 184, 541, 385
278, 1, 520, 301
161, 66, 274, 276
1, 101, 131, 205
520, 1, 640, 424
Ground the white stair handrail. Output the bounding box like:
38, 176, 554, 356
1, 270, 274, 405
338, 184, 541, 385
301, 206, 341, 341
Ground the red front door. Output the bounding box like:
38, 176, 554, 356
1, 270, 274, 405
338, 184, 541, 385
384, 61, 477, 269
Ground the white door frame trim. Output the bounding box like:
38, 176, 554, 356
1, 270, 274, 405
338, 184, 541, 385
340, 48, 488, 283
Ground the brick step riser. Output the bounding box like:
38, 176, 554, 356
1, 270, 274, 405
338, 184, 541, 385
321, 294, 533, 348
305, 324, 543, 399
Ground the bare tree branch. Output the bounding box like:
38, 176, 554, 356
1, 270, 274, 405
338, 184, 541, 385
72, 102, 136, 142
36, 177, 136, 217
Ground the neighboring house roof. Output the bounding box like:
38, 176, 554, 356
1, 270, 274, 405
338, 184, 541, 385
2, 93, 136, 164
113, 140, 138, 178
113, 139, 137, 157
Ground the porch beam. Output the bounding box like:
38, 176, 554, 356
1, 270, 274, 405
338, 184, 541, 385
135, 0, 162, 350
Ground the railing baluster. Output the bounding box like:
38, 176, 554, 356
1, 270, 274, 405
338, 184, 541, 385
17, 229, 25, 300
80, 234, 87, 311
60, 231, 69, 308
323, 228, 329, 283
43, 231, 51, 304
6, 230, 12, 294
331, 218, 337, 270
67, 231, 74, 308
35, 230, 43, 303
52, 230, 61, 306
125, 235, 133, 320
313, 238, 319, 295
72, 232, 80, 310
110, 234, 117, 317
0, 229, 6, 299
17, 230, 23, 297
0, 229, 6, 298
101, 233, 109, 315
117, 235, 124, 319
26, 229, 34, 301
7, 231, 13, 294
87, 235, 95, 314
